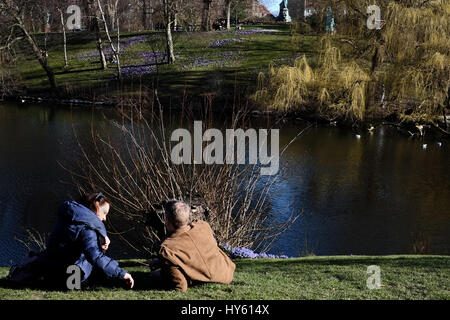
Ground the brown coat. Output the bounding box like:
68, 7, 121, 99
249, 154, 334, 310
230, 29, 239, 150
159, 221, 236, 292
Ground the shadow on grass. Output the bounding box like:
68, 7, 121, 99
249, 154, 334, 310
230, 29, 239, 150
0, 269, 222, 293
0, 277, 70, 293
0, 270, 171, 293
55, 67, 103, 75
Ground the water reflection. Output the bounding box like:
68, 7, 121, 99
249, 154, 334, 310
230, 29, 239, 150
271, 126, 450, 256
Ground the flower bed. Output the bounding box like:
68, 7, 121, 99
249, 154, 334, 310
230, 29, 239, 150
224, 244, 289, 259
73, 35, 148, 61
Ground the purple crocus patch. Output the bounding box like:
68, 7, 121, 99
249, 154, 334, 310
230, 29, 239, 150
73, 35, 148, 61
224, 243, 290, 259
209, 38, 243, 48
121, 64, 156, 77
141, 51, 168, 62
182, 50, 242, 70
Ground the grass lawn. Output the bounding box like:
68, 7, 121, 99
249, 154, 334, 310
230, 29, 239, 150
13, 24, 318, 99
0, 255, 449, 300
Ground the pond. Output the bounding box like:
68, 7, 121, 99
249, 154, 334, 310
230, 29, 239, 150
1, 101, 449, 266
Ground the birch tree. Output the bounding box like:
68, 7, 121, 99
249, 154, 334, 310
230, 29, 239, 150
58, 8, 68, 68
82, 0, 108, 69
97, 0, 122, 79
225, 0, 231, 29
162, 0, 177, 63
225, 0, 245, 30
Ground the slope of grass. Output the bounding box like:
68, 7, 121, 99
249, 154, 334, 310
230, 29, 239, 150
0, 255, 448, 300
12, 24, 318, 99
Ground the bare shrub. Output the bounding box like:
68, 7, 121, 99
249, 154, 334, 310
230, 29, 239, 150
16, 229, 48, 253
62, 97, 303, 255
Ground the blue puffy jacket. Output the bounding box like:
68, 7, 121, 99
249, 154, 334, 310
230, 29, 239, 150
43, 201, 126, 282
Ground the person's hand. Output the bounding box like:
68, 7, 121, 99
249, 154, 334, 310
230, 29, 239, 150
102, 236, 110, 251
123, 273, 134, 289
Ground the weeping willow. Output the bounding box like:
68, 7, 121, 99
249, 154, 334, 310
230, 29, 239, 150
383, 1, 450, 123
255, 0, 450, 124
254, 40, 371, 121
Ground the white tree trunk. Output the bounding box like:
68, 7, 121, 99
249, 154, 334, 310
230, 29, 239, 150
163, 0, 175, 64
59, 10, 68, 68
226, 0, 231, 30
166, 20, 175, 63
94, 13, 108, 70
97, 0, 122, 79
117, 16, 120, 53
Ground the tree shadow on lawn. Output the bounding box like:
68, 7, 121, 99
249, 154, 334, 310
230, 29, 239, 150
55, 67, 104, 75
22, 66, 106, 83
110, 69, 241, 97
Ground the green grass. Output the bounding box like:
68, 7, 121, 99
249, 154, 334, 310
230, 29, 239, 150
1, 255, 449, 300
12, 24, 319, 99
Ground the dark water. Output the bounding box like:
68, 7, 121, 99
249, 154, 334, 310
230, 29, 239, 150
1, 102, 449, 266
272, 126, 450, 257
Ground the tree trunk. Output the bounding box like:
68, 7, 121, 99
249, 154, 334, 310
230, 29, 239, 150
84, 0, 96, 31
174, 13, 178, 31
59, 10, 69, 68
86, 0, 107, 68
142, 0, 148, 29
97, 0, 122, 80
1, 0, 58, 91
226, 0, 231, 30
94, 15, 108, 70
163, 0, 175, 64
117, 17, 120, 54
106, 0, 119, 31
202, 0, 212, 32
31, 11, 36, 34
22, 26, 57, 90
166, 20, 175, 64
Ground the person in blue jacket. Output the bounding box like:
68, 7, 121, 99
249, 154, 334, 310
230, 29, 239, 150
9, 192, 134, 289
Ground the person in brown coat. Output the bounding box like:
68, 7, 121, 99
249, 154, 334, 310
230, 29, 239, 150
149, 200, 235, 292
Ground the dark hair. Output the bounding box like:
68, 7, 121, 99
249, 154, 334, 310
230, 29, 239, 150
78, 192, 111, 212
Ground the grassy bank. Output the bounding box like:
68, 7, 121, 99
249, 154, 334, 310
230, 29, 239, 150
11, 24, 317, 100
0, 255, 449, 300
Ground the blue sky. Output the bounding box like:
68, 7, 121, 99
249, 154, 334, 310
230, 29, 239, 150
259, 0, 280, 16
